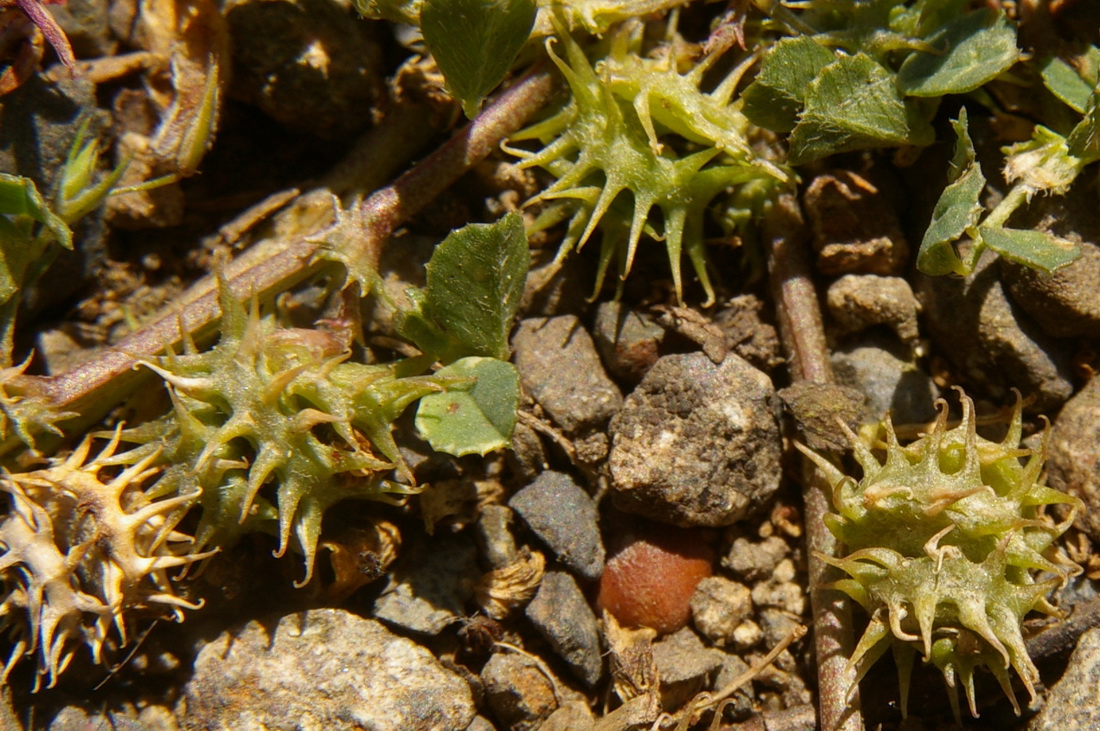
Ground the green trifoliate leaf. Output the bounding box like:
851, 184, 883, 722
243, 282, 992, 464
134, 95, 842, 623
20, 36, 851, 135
897, 9, 1018, 97
789, 53, 933, 164
396, 212, 529, 363
1067, 91, 1100, 164
415, 357, 519, 456
742, 36, 836, 133
1040, 54, 1099, 114
917, 109, 984, 276
979, 226, 1079, 274
421, 0, 536, 119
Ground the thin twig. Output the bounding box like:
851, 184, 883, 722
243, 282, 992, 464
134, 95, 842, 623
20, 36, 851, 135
6, 68, 554, 455
764, 193, 863, 731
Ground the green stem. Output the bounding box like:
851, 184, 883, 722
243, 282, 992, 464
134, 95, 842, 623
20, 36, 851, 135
4, 68, 555, 456
765, 192, 864, 731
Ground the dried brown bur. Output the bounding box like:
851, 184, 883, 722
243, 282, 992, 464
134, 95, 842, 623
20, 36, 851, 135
107, 0, 230, 228
475, 547, 546, 619
318, 518, 400, 602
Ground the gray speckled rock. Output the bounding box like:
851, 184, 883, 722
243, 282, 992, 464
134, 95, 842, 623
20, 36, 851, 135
374, 531, 477, 635
1028, 627, 1100, 730
919, 249, 1074, 412
512, 316, 623, 434
525, 570, 603, 688
609, 353, 781, 526
181, 609, 475, 731
509, 471, 604, 580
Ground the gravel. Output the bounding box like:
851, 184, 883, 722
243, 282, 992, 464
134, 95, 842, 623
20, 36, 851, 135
525, 570, 604, 688
512, 315, 623, 434
181, 609, 476, 731
608, 352, 782, 526
509, 471, 605, 581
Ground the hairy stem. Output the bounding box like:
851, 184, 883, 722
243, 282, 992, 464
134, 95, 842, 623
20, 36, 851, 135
9, 68, 554, 454
764, 193, 863, 731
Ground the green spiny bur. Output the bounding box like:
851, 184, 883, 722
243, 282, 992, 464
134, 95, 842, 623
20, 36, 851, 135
135, 280, 451, 585
506, 13, 789, 304
800, 392, 1081, 719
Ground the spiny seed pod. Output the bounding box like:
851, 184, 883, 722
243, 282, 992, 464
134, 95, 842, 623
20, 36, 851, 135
504, 12, 789, 305
0, 431, 212, 690
133, 279, 455, 585
799, 391, 1081, 719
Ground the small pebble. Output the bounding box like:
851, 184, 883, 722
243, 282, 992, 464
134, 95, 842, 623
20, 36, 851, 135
373, 532, 478, 635
525, 571, 603, 688
609, 352, 782, 526
652, 627, 724, 711
476, 504, 519, 570
512, 316, 623, 434
826, 273, 920, 344
1047, 376, 1100, 541
919, 248, 1074, 412
481, 652, 559, 731
722, 534, 789, 583
831, 334, 939, 425
509, 471, 605, 581
690, 576, 754, 647
1027, 626, 1100, 730
712, 653, 756, 720
541, 700, 596, 731
1000, 179, 1100, 338
182, 609, 475, 731
592, 301, 665, 384
598, 519, 715, 634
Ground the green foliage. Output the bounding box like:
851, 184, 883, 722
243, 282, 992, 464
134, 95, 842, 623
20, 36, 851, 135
396, 212, 528, 363
506, 12, 790, 304
744, 0, 1019, 163
800, 393, 1080, 719
919, 109, 1086, 276
416, 357, 520, 456
421, 0, 537, 118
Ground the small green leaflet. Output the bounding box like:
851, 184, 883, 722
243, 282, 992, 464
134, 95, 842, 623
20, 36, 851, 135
421, 0, 536, 119
788, 53, 933, 165
897, 9, 1018, 97
395, 212, 529, 364
979, 227, 1079, 274
1067, 91, 1100, 164
917, 109, 984, 276
416, 357, 519, 456
741, 36, 835, 134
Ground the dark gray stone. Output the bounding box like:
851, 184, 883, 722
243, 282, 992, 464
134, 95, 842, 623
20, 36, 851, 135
509, 471, 604, 580
592, 301, 664, 384
476, 504, 519, 570
609, 352, 781, 526
374, 532, 477, 635
831, 333, 939, 425
1028, 627, 1100, 730
182, 609, 476, 731
512, 316, 623, 434
525, 570, 603, 688
919, 249, 1074, 412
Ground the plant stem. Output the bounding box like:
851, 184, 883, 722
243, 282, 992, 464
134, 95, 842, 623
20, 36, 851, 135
764, 193, 863, 731
8, 68, 555, 455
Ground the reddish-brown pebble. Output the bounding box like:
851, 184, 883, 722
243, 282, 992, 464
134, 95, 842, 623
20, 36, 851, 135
597, 520, 715, 634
